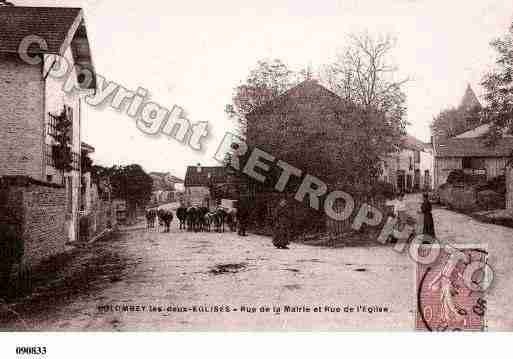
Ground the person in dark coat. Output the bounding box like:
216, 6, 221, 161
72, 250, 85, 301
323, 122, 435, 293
421, 193, 436, 239
273, 199, 291, 249
236, 202, 249, 236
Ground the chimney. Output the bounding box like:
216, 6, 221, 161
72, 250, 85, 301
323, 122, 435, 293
196, 163, 202, 173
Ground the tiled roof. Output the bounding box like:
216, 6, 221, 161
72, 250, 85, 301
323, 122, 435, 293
0, 6, 81, 54
400, 134, 429, 151
184, 166, 228, 187
0, 6, 96, 89
81, 141, 95, 153
435, 137, 513, 157
246, 79, 348, 118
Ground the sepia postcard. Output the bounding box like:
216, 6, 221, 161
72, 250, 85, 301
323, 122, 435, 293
1, 0, 513, 340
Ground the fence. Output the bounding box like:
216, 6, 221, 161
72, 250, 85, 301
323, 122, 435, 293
325, 196, 389, 237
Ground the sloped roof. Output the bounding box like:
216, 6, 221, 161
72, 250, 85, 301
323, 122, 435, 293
245, 79, 348, 118
435, 137, 513, 157
0, 6, 96, 89
81, 141, 95, 153
184, 166, 228, 187
400, 134, 429, 151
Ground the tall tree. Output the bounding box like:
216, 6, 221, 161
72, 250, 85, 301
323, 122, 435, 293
321, 32, 409, 188
105, 164, 153, 223
481, 22, 513, 143
322, 32, 408, 125
225, 59, 295, 135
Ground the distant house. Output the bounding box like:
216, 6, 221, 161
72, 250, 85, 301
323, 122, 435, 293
149, 171, 184, 203
183, 165, 230, 207
433, 123, 513, 187
433, 86, 513, 188
0, 6, 96, 244
380, 134, 434, 193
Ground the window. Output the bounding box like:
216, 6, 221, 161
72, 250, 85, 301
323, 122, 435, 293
47, 113, 58, 138
65, 105, 73, 145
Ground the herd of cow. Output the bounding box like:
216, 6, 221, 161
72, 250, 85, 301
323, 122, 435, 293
145, 206, 238, 233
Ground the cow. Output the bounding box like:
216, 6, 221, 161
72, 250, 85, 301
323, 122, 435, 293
198, 206, 209, 231
186, 207, 201, 232
176, 206, 188, 230
157, 209, 174, 232
145, 208, 158, 229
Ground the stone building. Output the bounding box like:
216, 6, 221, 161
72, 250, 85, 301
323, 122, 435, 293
183, 165, 230, 207
380, 134, 434, 193
433, 86, 513, 188
0, 6, 96, 267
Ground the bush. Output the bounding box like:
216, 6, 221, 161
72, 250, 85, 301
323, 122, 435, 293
446, 169, 485, 185
370, 181, 396, 199
477, 175, 506, 194
477, 190, 505, 210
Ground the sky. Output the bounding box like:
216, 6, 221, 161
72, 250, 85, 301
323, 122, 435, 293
18, 0, 513, 178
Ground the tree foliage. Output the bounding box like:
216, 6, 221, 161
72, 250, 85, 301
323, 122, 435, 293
320, 33, 409, 187
225, 33, 408, 192
108, 164, 153, 206
89, 164, 152, 215
481, 22, 513, 143
225, 59, 296, 135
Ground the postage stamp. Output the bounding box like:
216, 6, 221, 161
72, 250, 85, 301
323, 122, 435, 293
415, 244, 489, 332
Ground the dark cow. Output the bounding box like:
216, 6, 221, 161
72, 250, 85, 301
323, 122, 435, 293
157, 209, 174, 232
145, 208, 157, 229
226, 208, 237, 232
198, 206, 209, 231
176, 206, 188, 230
186, 207, 201, 232
212, 208, 228, 232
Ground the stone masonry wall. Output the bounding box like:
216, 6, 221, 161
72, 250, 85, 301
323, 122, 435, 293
0, 176, 67, 269
0, 53, 45, 181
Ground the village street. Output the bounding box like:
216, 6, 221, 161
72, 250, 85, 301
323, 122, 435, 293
1, 198, 513, 331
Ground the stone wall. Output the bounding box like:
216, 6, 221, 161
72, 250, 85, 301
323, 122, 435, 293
0, 176, 67, 269
0, 53, 45, 181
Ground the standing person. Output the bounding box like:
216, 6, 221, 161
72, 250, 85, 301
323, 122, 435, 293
273, 199, 291, 249
421, 192, 436, 239
236, 201, 248, 236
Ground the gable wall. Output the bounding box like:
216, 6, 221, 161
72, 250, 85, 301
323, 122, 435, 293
0, 53, 45, 180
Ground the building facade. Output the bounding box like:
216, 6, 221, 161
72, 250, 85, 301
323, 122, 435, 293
380, 134, 434, 193
183, 165, 229, 207
432, 86, 513, 189
0, 6, 96, 243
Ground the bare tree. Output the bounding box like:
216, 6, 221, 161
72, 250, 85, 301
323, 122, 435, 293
322, 32, 408, 126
